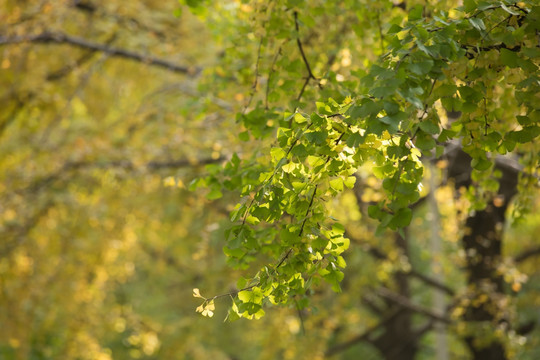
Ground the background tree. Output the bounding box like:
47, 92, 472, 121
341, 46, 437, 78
1, 1, 539, 360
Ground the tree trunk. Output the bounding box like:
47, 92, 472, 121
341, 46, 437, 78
448, 149, 518, 360
371, 232, 418, 360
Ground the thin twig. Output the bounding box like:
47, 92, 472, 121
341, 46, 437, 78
276, 184, 319, 269
242, 37, 264, 114
265, 45, 282, 109
294, 11, 316, 80
296, 76, 311, 102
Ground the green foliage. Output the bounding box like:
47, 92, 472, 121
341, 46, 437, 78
2, 0, 540, 359
193, 0, 540, 330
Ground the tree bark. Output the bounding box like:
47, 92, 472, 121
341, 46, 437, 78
447, 149, 519, 360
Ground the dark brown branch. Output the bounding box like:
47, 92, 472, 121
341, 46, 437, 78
461, 43, 522, 59
515, 246, 540, 264
346, 231, 454, 295
210, 283, 259, 301
72, 0, 170, 40
0, 32, 199, 75
0, 93, 31, 137
361, 293, 385, 315
18, 157, 224, 195
46, 49, 97, 81
46, 33, 117, 81
0, 202, 55, 258
380, 320, 435, 360
375, 287, 451, 324
72, 0, 97, 13
146, 157, 224, 170
325, 308, 404, 357
409, 269, 455, 296
296, 76, 311, 102
294, 12, 316, 80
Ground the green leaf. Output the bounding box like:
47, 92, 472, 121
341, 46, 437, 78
305, 131, 328, 145
506, 126, 540, 143
415, 131, 436, 151
471, 157, 492, 171
500, 3, 520, 16
419, 120, 440, 135
349, 100, 381, 118
320, 266, 344, 293
458, 86, 483, 103
387, 24, 402, 34
346, 132, 363, 147
408, 60, 434, 76
329, 178, 344, 192
227, 303, 241, 322
238, 287, 263, 304
409, 5, 424, 21
390, 207, 412, 229
516, 116, 532, 126
344, 176, 356, 189
368, 204, 382, 220
270, 147, 286, 163
294, 113, 307, 124
468, 18, 485, 31
282, 162, 297, 173
238, 131, 250, 141
207, 188, 223, 200
500, 48, 520, 68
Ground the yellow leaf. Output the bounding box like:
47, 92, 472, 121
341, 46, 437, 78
202, 308, 214, 317
192, 288, 202, 298
163, 176, 176, 187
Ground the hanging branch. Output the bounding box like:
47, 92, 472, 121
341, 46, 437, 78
0, 32, 200, 75
294, 12, 316, 80
242, 37, 264, 114
16, 156, 224, 196
293, 11, 318, 102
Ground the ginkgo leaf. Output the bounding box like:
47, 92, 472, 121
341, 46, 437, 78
202, 308, 214, 317
193, 288, 202, 298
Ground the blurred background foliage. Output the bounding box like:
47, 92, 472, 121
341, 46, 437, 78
0, 0, 539, 359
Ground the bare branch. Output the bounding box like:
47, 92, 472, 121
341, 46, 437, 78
515, 246, 540, 264
46, 32, 117, 81
325, 308, 404, 357
17, 156, 224, 195
0, 202, 55, 258
0, 32, 200, 75
346, 232, 454, 295
294, 12, 316, 80
409, 269, 455, 296
375, 287, 451, 324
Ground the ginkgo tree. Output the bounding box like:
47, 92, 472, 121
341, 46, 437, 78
1, 0, 539, 359
190, 0, 539, 359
